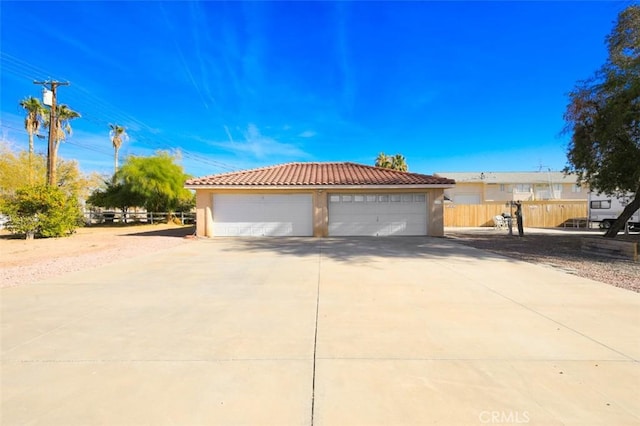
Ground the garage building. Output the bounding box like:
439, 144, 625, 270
185, 162, 455, 237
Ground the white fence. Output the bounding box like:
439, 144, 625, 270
83, 211, 195, 225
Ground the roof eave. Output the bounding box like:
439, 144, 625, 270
184, 183, 456, 190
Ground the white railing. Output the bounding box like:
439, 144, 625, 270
512, 190, 533, 201
534, 190, 563, 200
83, 211, 195, 225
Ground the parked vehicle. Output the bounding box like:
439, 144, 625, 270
588, 191, 640, 230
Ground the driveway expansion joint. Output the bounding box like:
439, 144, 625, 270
445, 261, 639, 362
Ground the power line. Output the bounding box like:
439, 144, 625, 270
1, 124, 112, 157
1, 52, 67, 82
3, 53, 241, 174
1, 122, 234, 173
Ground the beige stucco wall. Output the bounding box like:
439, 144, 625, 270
557, 183, 589, 200
484, 184, 509, 201
446, 182, 589, 203
195, 191, 212, 237
444, 183, 484, 203
428, 189, 445, 237
313, 191, 328, 237
193, 187, 448, 238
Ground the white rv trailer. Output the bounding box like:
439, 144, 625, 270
588, 191, 640, 229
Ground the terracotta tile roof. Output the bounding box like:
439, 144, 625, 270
185, 162, 455, 187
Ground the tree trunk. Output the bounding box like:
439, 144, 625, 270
50, 141, 59, 186
603, 184, 640, 238
28, 132, 34, 155
28, 132, 34, 184
114, 147, 119, 174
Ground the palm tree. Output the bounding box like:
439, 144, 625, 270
19, 97, 46, 182
391, 154, 408, 172
109, 124, 128, 173
375, 152, 408, 171
44, 104, 80, 185
375, 152, 392, 168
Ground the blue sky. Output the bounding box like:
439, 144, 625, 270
0, 1, 629, 178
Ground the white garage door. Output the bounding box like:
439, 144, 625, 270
328, 193, 427, 236
212, 194, 313, 237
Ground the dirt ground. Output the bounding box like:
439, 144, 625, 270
446, 227, 639, 293
1, 223, 195, 287
2, 225, 638, 292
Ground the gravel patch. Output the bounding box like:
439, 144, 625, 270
446, 227, 639, 293
1, 224, 196, 288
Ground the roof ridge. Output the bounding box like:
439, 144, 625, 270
340, 162, 433, 176
185, 162, 456, 186
437, 170, 569, 174
202, 161, 384, 178
193, 162, 305, 180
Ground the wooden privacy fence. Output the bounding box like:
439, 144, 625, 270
444, 201, 588, 228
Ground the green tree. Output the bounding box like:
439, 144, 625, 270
86, 180, 145, 221
375, 152, 408, 171
109, 124, 128, 174
0, 142, 99, 200
19, 96, 46, 182
564, 5, 640, 237
44, 104, 81, 186
1, 184, 82, 239
114, 151, 193, 213
0, 144, 46, 193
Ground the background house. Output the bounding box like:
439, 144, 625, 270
434, 171, 589, 228
434, 171, 588, 204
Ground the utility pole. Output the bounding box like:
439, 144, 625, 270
33, 80, 69, 186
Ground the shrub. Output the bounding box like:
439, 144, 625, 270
1, 184, 83, 239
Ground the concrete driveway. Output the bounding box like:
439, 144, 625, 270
2, 237, 639, 425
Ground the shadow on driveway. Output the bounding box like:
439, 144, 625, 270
210, 236, 508, 263
122, 225, 196, 238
